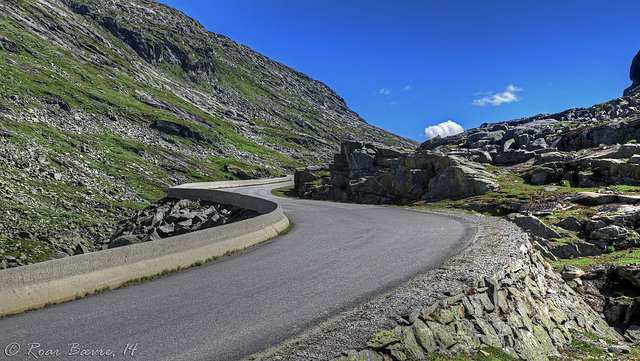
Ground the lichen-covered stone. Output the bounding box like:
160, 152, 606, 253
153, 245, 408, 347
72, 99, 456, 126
367, 330, 400, 349
385, 343, 408, 361
431, 306, 456, 324
488, 314, 514, 344
507, 312, 525, 329
469, 292, 494, 313
472, 317, 502, 348
453, 318, 481, 349
524, 276, 541, 297
531, 302, 555, 333
450, 305, 465, 319
497, 290, 509, 313
426, 320, 457, 348
532, 324, 560, 357
392, 326, 424, 360
337, 242, 622, 361
513, 329, 545, 361
461, 296, 478, 317
412, 320, 437, 353
420, 304, 438, 321
563, 319, 579, 332
549, 327, 568, 346
557, 323, 573, 344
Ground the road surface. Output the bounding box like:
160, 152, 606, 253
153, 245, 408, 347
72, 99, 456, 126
0, 182, 475, 360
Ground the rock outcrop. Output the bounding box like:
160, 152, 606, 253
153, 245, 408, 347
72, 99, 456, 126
579, 264, 640, 341
624, 49, 640, 96
304, 142, 498, 204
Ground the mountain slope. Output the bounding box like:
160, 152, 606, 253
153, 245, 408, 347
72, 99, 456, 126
0, 0, 416, 264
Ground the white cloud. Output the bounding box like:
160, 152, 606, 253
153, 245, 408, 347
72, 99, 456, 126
378, 88, 391, 95
390, 101, 400, 106
472, 84, 523, 106
421, 120, 464, 140
403, 85, 412, 91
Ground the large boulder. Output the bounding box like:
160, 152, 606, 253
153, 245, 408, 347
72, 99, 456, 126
556, 216, 583, 232
315, 142, 499, 203
590, 225, 629, 242
424, 164, 498, 200
550, 241, 603, 259
505, 213, 562, 239
294, 165, 329, 189
348, 149, 376, 170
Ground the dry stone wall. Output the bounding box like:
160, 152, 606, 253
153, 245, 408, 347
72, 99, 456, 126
335, 241, 621, 361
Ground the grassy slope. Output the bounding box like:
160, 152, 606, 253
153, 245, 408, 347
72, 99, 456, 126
0, 0, 416, 264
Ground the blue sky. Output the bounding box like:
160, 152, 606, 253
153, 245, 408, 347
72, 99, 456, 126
160, 0, 640, 141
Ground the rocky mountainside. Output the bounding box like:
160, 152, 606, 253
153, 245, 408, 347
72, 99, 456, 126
0, 0, 415, 265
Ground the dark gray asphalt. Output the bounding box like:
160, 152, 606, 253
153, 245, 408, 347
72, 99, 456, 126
0, 182, 475, 361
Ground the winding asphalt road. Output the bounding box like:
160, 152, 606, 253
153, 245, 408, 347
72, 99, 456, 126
0, 182, 475, 361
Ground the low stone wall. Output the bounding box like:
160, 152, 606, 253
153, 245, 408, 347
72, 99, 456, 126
247, 211, 621, 361
335, 242, 621, 361
0, 184, 289, 316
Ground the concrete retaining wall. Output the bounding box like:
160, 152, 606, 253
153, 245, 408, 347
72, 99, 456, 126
0, 184, 289, 316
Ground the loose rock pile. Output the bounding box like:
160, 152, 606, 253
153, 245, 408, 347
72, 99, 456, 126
109, 198, 259, 248
505, 199, 640, 260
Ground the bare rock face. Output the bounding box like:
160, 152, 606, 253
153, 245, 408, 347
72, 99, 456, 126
624, 49, 640, 96
581, 265, 640, 335
308, 142, 499, 204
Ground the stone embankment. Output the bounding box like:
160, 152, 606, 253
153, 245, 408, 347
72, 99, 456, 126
333, 239, 621, 361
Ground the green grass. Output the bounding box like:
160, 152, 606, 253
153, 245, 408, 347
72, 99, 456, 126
0, 238, 56, 265
278, 221, 294, 236
548, 236, 581, 247
566, 338, 606, 358
428, 346, 518, 360
271, 185, 297, 198
413, 170, 586, 216
612, 185, 640, 193
552, 248, 640, 271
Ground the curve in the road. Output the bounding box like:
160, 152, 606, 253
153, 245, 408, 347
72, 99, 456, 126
0, 181, 476, 361
0, 183, 288, 316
